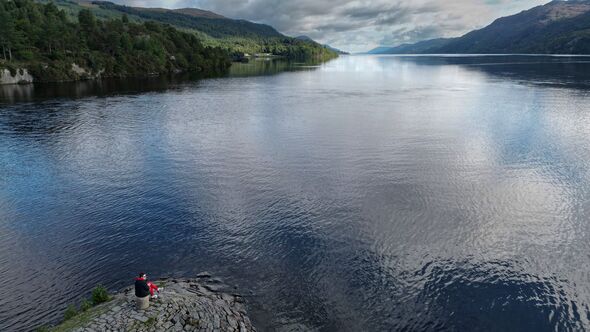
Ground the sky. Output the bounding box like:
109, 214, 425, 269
111, 0, 550, 53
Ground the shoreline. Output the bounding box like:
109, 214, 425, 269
45, 276, 255, 332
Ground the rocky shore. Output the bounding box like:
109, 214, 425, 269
53, 276, 255, 332
0, 68, 34, 85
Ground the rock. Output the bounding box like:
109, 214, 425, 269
221, 293, 234, 302
0, 69, 33, 85
210, 277, 223, 284
228, 316, 238, 329
174, 321, 183, 331
213, 314, 221, 329
203, 284, 223, 292
185, 317, 197, 326
243, 316, 252, 327
52, 277, 256, 331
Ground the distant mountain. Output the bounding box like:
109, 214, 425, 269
368, 38, 453, 54
367, 47, 393, 54
296, 36, 349, 54
37, 0, 338, 60
93, 1, 282, 39
166, 8, 225, 19
326, 45, 350, 55
371, 0, 590, 54
295, 35, 314, 42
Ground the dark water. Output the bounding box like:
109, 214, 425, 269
2, 55, 590, 331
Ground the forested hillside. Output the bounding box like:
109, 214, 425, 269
0, 0, 231, 82
94, 1, 281, 39
38, 0, 338, 60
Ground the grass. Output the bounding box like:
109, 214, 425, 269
40, 285, 115, 332
145, 316, 156, 326
80, 299, 92, 312
63, 305, 78, 321
49, 301, 113, 332
91, 285, 111, 305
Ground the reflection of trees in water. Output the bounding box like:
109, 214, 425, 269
0, 84, 35, 104
387, 55, 590, 89
0, 59, 327, 104
0, 74, 203, 104
228, 58, 323, 77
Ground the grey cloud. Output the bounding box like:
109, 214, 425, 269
111, 0, 548, 52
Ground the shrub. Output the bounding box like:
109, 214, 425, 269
80, 298, 93, 312
63, 304, 78, 321
91, 285, 111, 305
17, 50, 35, 61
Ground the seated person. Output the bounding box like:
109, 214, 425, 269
134, 272, 161, 299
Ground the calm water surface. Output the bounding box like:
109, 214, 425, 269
2, 55, 590, 331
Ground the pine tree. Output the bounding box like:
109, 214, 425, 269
78, 9, 96, 32
0, 3, 15, 61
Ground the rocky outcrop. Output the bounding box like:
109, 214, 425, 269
70, 63, 105, 80
58, 277, 255, 332
71, 63, 89, 77
0, 68, 33, 85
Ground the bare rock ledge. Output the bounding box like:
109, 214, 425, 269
56, 277, 255, 332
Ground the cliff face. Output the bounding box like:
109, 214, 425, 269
0, 69, 34, 85
51, 277, 255, 332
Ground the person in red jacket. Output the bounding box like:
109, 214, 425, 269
135, 272, 161, 299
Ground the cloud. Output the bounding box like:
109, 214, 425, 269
110, 0, 548, 52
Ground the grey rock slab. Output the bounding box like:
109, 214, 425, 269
227, 316, 238, 329
53, 277, 255, 331
239, 322, 247, 332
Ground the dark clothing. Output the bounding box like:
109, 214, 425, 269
135, 278, 150, 297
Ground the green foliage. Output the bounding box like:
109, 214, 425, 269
39, 0, 338, 61
78, 9, 96, 32
0, 0, 231, 82
80, 299, 93, 312
91, 284, 111, 305
35, 326, 51, 332
95, 1, 282, 39
145, 316, 156, 326
63, 304, 78, 321
51, 298, 113, 332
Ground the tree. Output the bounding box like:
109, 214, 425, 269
0, 4, 16, 60
78, 9, 96, 32
0, 0, 231, 80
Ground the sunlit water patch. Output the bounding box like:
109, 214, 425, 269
2, 55, 590, 331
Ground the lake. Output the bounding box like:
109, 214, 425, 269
2, 55, 590, 331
